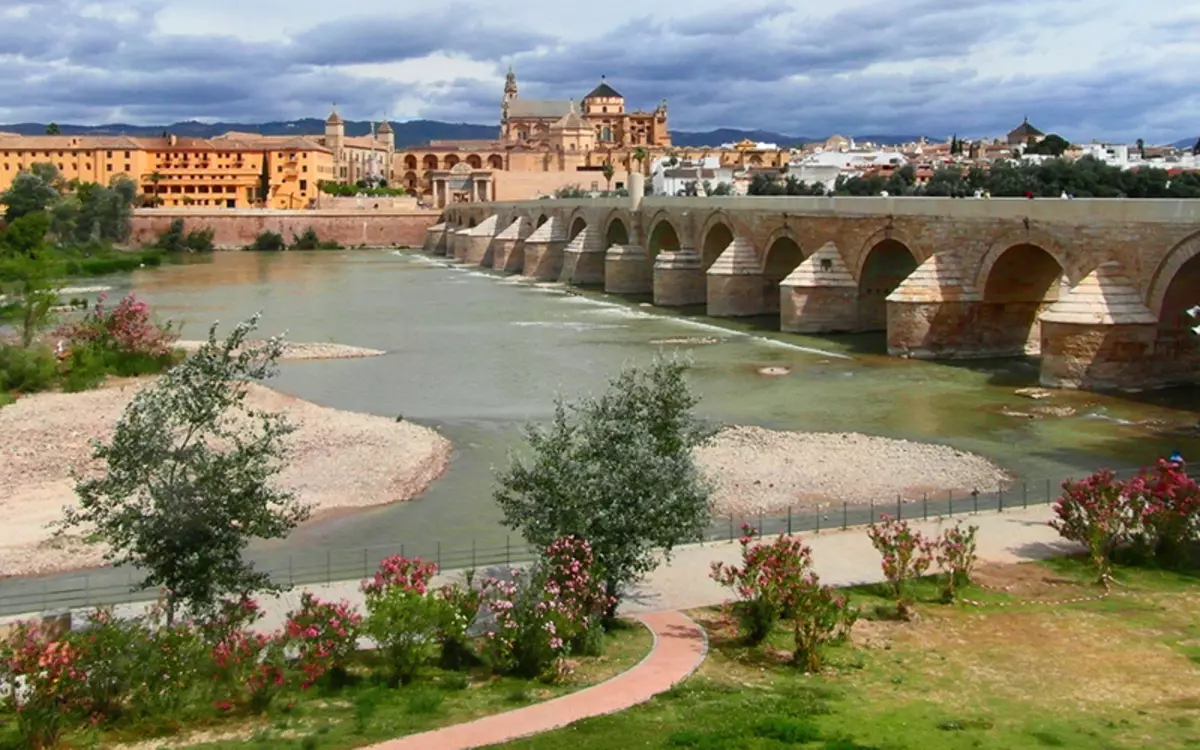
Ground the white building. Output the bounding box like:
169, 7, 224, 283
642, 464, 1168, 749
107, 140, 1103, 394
650, 155, 736, 195
786, 149, 906, 187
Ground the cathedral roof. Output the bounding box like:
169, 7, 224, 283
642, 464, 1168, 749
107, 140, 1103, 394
1008, 117, 1043, 138
508, 99, 574, 119
326, 108, 342, 125
584, 79, 622, 99
552, 102, 586, 131
378, 121, 392, 133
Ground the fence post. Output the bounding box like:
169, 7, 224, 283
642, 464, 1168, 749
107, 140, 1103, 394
289, 556, 294, 586
506, 536, 511, 566
363, 549, 368, 578
437, 542, 442, 570
326, 550, 331, 585
84, 575, 90, 605
42, 580, 47, 612
758, 511, 763, 536
472, 540, 477, 570
870, 499, 874, 523
973, 490, 979, 515
787, 507, 792, 535
1046, 478, 1052, 503
923, 492, 928, 520
815, 508, 820, 534
728, 514, 734, 541
1023, 482, 1028, 509
948, 490, 954, 517
998, 486, 1004, 513
896, 494, 902, 521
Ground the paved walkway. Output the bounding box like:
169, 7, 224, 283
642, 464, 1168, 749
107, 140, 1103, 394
373, 610, 708, 750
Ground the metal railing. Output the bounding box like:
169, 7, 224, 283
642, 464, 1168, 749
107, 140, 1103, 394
0, 466, 1183, 618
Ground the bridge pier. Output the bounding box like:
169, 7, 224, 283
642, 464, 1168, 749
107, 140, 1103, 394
522, 217, 567, 280
491, 218, 531, 273
653, 249, 706, 307
423, 222, 451, 255
560, 226, 607, 286
449, 227, 471, 262
1038, 262, 1159, 390
706, 237, 764, 317
779, 242, 858, 333
463, 215, 499, 266
604, 245, 652, 294
886, 253, 983, 358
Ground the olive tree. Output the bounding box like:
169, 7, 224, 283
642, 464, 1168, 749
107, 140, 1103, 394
61, 315, 310, 622
494, 356, 714, 616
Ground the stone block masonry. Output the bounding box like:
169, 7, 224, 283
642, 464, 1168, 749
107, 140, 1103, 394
129, 209, 439, 249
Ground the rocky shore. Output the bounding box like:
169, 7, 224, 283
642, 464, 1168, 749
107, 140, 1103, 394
695, 426, 1010, 516
0, 380, 450, 578
174, 340, 386, 360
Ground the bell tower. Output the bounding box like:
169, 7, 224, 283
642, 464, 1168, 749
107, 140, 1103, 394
500, 65, 518, 140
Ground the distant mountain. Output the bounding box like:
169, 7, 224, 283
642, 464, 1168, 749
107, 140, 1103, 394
1, 118, 933, 150
1171, 137, 1198, 150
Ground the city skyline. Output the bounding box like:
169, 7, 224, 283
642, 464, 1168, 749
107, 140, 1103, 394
1, 0, 1197, 144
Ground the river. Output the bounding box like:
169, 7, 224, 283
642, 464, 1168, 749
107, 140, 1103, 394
2, 249, 1198, 611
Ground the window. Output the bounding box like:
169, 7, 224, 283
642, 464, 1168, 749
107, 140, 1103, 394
302, 165, 308, 172
124, 151, 130, 158
277, 166, 282, 173
106, 163, 112, 171
299, 179, 307, 191
124, 163, 130, 172
106, 151, 112, 157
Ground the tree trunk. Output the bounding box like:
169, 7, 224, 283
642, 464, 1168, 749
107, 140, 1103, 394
604, 577, 620, 621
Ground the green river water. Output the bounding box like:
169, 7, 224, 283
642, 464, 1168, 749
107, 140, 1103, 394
2, 249, 1198, 609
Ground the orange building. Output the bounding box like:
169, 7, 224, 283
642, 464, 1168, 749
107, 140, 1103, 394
0, 132, 334, 210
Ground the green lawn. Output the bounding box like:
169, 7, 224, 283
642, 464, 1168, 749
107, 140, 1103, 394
67, 619, 653, 750
498, 558, 1200, 750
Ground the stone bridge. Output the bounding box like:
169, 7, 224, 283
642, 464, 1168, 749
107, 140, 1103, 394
425, 192, 1200, 391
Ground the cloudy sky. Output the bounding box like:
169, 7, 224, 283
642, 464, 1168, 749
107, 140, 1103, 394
1, 0, 1197, 142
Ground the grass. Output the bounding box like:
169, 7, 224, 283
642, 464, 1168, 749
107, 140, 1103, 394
497, 557, 1200, 750
72, 618, 653, 750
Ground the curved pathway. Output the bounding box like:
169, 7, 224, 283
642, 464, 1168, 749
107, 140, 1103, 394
371, 610, 708, 750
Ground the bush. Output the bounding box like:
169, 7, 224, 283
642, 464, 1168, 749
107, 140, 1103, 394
0, 342, 58, 393
867, 516, 934, 619
361, 556, 442, 685
156, 218, 215, 253
290, 227, 342, 251
284, 593, 362, 689
711, 525, 815, 645
54, 292, 177, 360
247, 231, 285, 252
436, 574, 483, 670
790, 576, 857, 673
0, 621, 89, 749
935, 521, 979, 602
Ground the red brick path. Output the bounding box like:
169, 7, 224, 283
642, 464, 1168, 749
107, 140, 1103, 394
371, 610, 708, 750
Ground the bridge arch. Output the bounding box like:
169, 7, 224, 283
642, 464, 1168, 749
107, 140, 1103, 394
980, 242, 1067, 356
762, 230, 805, 315
647, 215, 681, 260
1146, 231, 1200, 382
605, 215, 630, 246
535, 213, 548, 228
857, 238, 919, 332
700, 215, 735, 271
568, 213, 588, 241
1146, 230, 1200, 319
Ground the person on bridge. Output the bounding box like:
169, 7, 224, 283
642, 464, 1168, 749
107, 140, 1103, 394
1168, 450, 1184, 467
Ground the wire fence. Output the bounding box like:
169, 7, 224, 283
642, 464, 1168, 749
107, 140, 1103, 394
0, 466, 1184, 618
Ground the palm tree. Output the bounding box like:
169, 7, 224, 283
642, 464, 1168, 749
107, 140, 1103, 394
602, 161, 615, 191
632, 147, 648, 175
148, 171, 164, 206
45, 123, 61, 135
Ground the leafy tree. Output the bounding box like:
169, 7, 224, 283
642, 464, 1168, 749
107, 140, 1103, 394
632, 147, 648, 173
45, 123, 61, 135
1136, 138, 1145, 158
1, 168, 59, 223
1024, 133, 1071, 157
494, 356, 714, 616
62, 316, 311, 623
710, 181, 733, 196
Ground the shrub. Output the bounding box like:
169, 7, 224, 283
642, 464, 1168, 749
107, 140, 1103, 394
156, 218, 215, 253
1051, 469, 1132, 585
0, 342, 57, 393
867, 516, 934, 619
0, 621, 88, 750
1125, 460, 1200, 565
481, 537, 609, 680
284, 593, 362, 689
435, 574, 483, 670
55, 292, 177, 361
247, 231, 285, 252
361, 556, 442, 685
711, 525, 816, 645
791, 576, 857, 673
935, 521, 979, 602
290, 227, 341, 251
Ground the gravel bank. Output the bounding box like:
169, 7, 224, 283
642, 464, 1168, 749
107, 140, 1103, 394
0, 381, 450, 578
695, 426, 1010, 516
174, 340, 386, 361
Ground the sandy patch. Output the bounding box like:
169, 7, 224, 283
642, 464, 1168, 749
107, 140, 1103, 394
0, 380, 450, 578
695, 426, 1009, 516
174, 340, 386, 361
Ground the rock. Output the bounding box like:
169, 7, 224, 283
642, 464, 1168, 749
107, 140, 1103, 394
1014, 387, 1054, 400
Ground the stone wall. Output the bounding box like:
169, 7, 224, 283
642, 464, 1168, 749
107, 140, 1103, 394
129, 209, 439, 249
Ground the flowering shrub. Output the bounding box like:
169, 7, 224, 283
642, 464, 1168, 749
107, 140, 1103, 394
362, 556, 443, 685
711, 525, 815, 645
284, 593, 362, 689
55, 293, 177, 360
482, 536, 609, 679
1051, 469, 1137, 584
210, 627, 286, 712
436, 574, 484, 670
1125, 460, 1200, 564
0, 621, 88, 750
867, 516, 934, 619
791, 574, 857, 673
935, 522, 979, 602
